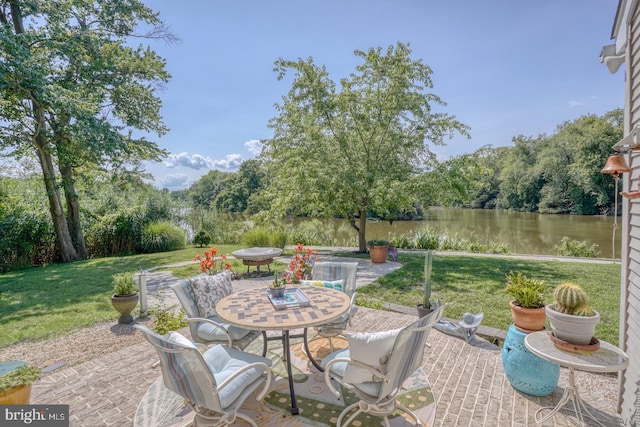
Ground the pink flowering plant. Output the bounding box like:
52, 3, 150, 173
283, 243, 319, 284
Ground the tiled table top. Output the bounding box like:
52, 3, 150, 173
216, 286, 351, 330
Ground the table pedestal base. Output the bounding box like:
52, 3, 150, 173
535, 367, 606, 427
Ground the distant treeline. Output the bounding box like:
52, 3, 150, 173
0, 109, 623, 270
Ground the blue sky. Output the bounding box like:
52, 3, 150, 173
142, 1, 624, 190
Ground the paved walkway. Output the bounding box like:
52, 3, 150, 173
29, 255, 624, 427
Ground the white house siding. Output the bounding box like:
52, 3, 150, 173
620, 1, 640, 423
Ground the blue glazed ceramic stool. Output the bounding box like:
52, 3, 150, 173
502, 325, 560, 396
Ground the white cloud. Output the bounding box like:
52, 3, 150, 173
164, 152, 245, 171
245, 139, 263, 155
157, 173, 191, 191
210, 153, 243, 170
568, 100, 585, 107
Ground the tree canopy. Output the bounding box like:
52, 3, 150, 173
263, 42, 470, 251
0, 0, 171, 262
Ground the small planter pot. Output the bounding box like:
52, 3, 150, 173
269, 286, 286, 298
111, 293, 139, 324
416, 304, 435, 318
0, 385, 32, 405
545, 304, 600, 345
368, 245, 389, 263
509, 301, 546, 332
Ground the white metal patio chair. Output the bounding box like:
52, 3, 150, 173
307, 261, 359, 350
135, 325, 272, 427
322, 305, 445, 427
171, 271, 266, 354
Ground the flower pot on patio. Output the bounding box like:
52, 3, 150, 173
111, 293, 139, 324
367, 240, 389, 263
0, 361, 42, 405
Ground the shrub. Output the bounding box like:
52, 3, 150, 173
242, 227, 272, 247
414, 228, 441, 250
269, 228, 288, 248
193, 230, 211, 247
289, 219, 334, 246
140, 221, 186, 253
554, 236, 599, 258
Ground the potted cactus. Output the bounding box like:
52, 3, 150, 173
269, 269, 286, 298
416, 251, 441, 317
545, 282, 600, 345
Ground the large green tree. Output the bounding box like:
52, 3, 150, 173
0, 0, 170, 262
264, 42, 469, 251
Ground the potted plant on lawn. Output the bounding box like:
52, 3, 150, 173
546, 282, 600, 346
367, 239, 390, 263
0, 362, 42, 404
417, 251, 441, 317
111, 272, 139, 324
505, 271, 547, 332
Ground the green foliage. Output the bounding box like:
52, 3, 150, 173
392, 227, 511, 254
140, 222, 185, 253
505, 271, 546, 308
289, 219, 334, 246
193, 231, 211, 247
185, 208, 245, 245
242, 228, 272, 247
112, 273, 137, 296
149, 301, 188, 335
269, 229, 289, 248
0, 0, 172, 263
0, 365, 42, 393
367, 240, 390, 247
554, 236, 600, 258
265, 42, 469, 252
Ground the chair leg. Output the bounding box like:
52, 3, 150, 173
261, 331, 268, 357
396, 403, 422, 426
337, 401, 362, 427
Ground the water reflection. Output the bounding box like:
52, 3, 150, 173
292, 207, 619, 257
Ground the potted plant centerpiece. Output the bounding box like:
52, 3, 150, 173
367, 239, 390, 263
270, 269, 286, 298
0, 362, 42, 404
111, 272, 139, 324
505, 271, 547, 332
417, 251, 441, 317
546, 282, 600, 346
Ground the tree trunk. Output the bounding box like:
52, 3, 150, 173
35, 137, 78, 262
59, 164, 88, 259
358, 208, 367, 252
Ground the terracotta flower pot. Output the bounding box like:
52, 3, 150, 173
369, 245, 389, 263
509, 300, 547, 332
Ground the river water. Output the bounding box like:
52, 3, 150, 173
295, 207, 621, 257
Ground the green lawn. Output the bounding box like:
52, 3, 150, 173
355, 252, 621, 345
0, 248, 621, 347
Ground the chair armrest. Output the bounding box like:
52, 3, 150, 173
184, 317, 233, 347
323, 357, 390, 398
217, 361, 272, 401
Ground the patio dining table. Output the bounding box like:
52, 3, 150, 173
215, 285, 351, 415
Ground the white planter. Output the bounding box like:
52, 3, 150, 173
545, 304, 600, 345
